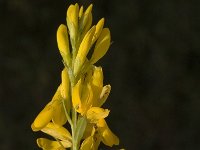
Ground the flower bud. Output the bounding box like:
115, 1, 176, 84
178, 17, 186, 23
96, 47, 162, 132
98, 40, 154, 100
74, 26, 96, 76
66, 3, 79, 43
57, 24, 70, 66
90, 28, 111, 64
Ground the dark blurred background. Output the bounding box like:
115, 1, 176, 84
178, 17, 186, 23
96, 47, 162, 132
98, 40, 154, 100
1, 0, 200, 149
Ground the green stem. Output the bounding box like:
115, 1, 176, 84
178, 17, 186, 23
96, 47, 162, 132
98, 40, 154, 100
69, 74, 78, 150
72, 108, 78, 150
62, 99, 73, 127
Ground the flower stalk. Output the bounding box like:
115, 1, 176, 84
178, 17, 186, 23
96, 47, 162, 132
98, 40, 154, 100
31, 3, 119, 150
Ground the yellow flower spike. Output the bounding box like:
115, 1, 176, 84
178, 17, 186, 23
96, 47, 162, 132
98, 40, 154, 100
74, 26, 96, 76
32, 3, 119, 150
41, 122, 72, 141
86, 107, 110, 123
97, 119, 119, 147
37, 138, 71, 150
90, 28, 111, 64
66, 3, 79, 42
31, 101, 54, 131
80, 136, 95, 150
98, 85, 111, 107
57, 24, 70, 66
92, 18, 105, 45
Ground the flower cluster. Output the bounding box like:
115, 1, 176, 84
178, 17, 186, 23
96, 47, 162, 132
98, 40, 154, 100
31, 3, 119, 150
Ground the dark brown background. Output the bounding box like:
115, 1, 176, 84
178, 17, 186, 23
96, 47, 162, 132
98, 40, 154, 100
0, 0, 200, 149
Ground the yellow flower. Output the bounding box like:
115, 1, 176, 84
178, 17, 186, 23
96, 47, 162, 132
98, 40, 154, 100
31, 87, 62, 131
97, 119, 119, 147
37, 123, 72, 150
81, 119, 119, 149
35, 115, 72, 149
31, 67, 71, 131
31, 100, 54, 131
72, 66, 108, 114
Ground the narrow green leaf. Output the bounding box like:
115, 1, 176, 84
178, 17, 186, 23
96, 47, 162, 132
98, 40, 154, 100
74, 116, 87, 144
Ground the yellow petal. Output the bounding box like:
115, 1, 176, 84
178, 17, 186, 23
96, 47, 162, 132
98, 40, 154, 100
37, 138, 71, 150
61, 68, 69, 99
47, 86, 67, 126
79, 6, 84, 18
67, 3, 79, 28
92, 134, 101, 150
41, 122, 72, 141
80, 13, 93, 41
79, 4, 93, 36
97, 119, 119, 147
98, 85, 111, 107
92, 18, 104, 44
72, 79, 82, 113
74, 26, 96, 76
60, 68, 71, 114
81, 83, 94, 115
31, 101, 54, 131
51, 86, 62, 103
90, 28, 111, 64
57, 24, 70, 65
84, 4, 93, 17
91, 66, 103, 107
52, 99, 67, 126
87, 107, 110, 123
79, 4, 93, 28
72, 77, 94, 115
83, 123, 93, 139
82, 124, 101, 150
66, 3, 79, 41
81, 65, 94, 84
80, 136, 95, 150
